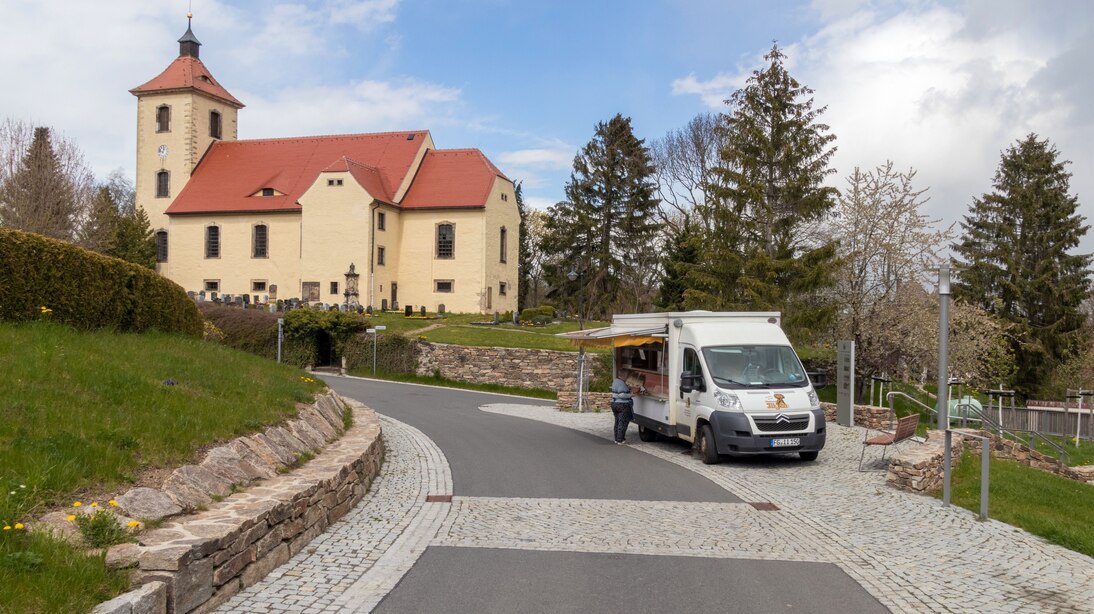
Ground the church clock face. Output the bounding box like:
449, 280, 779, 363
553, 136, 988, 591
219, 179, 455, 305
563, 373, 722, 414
157, 145, 169, 158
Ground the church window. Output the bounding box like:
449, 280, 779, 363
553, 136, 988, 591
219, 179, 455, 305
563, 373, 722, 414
377, 211, 386, 230
205, 225, 220, 259
327, 179, 343, 187
261, 188, 274, 197
156, 105, 171, 132
377, 246, 386, 266
252, 280, 267, 292
252, 224, 268, 258
155, 230, 168, 263
435, 280, 454, 293
499, 281, 508, 296
330, 282, 339, 295
436, 223, 454, 259
500, 226, 507, 263
210, 110, 222, 139
204, 279, 220, 292
156, 170, 170, 198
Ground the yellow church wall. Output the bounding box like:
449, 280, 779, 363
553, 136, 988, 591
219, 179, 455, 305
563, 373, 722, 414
299, 172, 373, 303
396, 208, 485, 314
164, 213, 300, 299
481, 176, 521, 314
368, 203, 402, 310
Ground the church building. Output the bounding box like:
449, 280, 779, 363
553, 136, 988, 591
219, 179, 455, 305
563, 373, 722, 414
131, 20, 519, 314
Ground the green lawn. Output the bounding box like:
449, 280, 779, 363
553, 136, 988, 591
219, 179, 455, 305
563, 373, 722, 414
0, 322, 325, 611
938, 452, 1094, 558
414, 317, 610, 352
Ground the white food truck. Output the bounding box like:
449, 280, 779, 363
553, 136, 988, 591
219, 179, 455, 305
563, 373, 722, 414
564, 311, 827, 464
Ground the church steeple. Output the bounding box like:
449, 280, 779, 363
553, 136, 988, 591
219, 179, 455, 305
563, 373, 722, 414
178, 13, 201, 58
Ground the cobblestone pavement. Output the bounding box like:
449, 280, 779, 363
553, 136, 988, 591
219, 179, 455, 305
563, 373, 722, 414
220, 403, 1094, 614
217, 416, 452, 613
479, 404, 1094, 614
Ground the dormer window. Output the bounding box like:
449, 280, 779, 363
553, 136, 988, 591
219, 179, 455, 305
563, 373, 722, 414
210, 110, 222, 139
156, 105, 171, 132
198, 75, 211, 83
261, 188, 274, 197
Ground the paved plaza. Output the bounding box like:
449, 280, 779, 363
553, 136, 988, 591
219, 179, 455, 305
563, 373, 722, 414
219, 382, 1094, 613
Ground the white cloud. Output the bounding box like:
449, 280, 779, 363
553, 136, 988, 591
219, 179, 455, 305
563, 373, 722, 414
497, 148, 573, 169
524, 196, 560, 211
240, 79, 461, 138
673, 0, 1094, 250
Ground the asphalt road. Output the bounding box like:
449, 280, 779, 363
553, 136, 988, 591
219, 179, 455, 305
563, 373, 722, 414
321, 375, 888, 614
322, 376, 738, 502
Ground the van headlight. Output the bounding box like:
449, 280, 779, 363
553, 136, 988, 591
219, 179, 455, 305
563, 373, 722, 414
807, 388, 820, 410
714, 389, 743, 410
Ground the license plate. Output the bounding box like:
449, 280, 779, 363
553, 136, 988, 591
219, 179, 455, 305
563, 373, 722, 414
770, 438, 800, 447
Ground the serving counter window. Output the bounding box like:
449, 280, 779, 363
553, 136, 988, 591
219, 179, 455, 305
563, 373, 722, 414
617, 344, 668, 399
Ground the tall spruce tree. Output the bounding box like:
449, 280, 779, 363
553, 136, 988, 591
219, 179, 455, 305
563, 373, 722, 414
953, 134, 1091, 397
541, 114, 660, 318
109, 206, 156, 269
657, 222, 699, 311
515, 182, 532, 311
0, 126, 78, 240
686, 44, 839, 339
78, 185, 120, 253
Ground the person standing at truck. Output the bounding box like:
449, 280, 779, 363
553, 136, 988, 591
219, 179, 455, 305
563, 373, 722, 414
611, 373, 635, 444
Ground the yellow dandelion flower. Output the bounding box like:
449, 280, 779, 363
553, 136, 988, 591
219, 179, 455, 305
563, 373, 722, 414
14, 523, 23, 530
90, 502, 99, 507
109, 499, 118, 507
127, 521, 141, 528
2, 526, 10, 531
72, 501, 82, 507
66, 515, 76, 522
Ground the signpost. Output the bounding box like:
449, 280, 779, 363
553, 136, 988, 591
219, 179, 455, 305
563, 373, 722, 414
366, 325, 387, 376
277, 318, 284, 364
837, 340, 855, 427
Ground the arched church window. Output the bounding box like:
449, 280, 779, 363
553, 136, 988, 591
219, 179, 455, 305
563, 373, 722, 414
156, 171, 170, 198
436, 223, 454, 259
155, 230, 168, 263
205, 225, 220, 259
210, 110, 222, 139
156, 105, 171, 132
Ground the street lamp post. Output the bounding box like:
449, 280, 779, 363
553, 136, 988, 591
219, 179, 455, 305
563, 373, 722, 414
568, 263, 586, 412
937, 264, 951, 431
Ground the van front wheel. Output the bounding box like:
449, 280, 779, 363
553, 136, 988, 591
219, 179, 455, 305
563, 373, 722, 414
696, 424, 720, 465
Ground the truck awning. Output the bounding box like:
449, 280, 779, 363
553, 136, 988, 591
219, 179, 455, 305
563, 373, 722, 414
557, 326, 667, 348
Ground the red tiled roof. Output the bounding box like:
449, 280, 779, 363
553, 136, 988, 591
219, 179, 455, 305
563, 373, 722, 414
400, 149, 509, 210
130, 56, 244, 108
166, 132, 428, 215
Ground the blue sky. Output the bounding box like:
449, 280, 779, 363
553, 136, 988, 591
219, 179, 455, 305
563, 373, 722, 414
1, 0, 1092, 245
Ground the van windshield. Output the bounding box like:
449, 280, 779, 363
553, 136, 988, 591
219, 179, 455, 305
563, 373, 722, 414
702, 345, 808, 389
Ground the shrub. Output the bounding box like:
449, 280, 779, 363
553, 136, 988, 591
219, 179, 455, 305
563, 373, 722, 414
198, 304, 314, 367
342, 333, 420, 374
72, 509, 132, 548
589, 351, 613, 392
0, 229, 203, 336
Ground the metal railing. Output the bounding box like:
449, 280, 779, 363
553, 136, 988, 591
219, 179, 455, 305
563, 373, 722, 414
886, 391, 937, 427
952, 400, 1070, 466
943, 429, 989, 520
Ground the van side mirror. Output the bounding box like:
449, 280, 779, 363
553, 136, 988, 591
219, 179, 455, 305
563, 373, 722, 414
808, 370, 828, 390
679, 372, 702, 396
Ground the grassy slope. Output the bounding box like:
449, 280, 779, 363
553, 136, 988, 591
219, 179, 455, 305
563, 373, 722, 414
0, 322, 324, 612
941, 453, 1094, 558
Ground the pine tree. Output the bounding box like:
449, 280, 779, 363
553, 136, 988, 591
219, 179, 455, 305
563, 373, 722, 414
109, 207, 156, 269
657, 222, 699, 311
78, 186, 120, 253
687, 44, 839, 338
953, 134, 1091, 397
515, 182, 532, 311
0, 126, 78, 240
542, 114, 660, 318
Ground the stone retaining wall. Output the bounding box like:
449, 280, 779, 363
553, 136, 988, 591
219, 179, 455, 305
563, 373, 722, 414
556, 391, 613, 412
887, 429, 1087, 494
820, 401, 893, 430
93, 394, 383, 614
417, 341, 579, 392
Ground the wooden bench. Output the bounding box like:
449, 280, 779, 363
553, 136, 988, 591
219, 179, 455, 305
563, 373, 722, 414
858, 413, 920, 471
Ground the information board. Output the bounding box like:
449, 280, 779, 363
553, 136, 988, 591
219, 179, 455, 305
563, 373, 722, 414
837, 340, 855, 427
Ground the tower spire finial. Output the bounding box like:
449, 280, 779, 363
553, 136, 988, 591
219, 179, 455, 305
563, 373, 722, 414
178, 2, 201, 59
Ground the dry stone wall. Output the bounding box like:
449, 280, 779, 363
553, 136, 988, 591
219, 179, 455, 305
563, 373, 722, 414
93, 393, 383, 614
417, 341, 579, 392
556, 391, 613, 412
820, 402, 893, 430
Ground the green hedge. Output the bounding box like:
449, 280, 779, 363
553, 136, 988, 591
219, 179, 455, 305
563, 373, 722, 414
0, 229, 202, 336
198, 304, 315, 367
343, 332, 420, 374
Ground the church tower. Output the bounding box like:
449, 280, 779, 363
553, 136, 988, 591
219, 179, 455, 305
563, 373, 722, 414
130, 15, 244, 237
